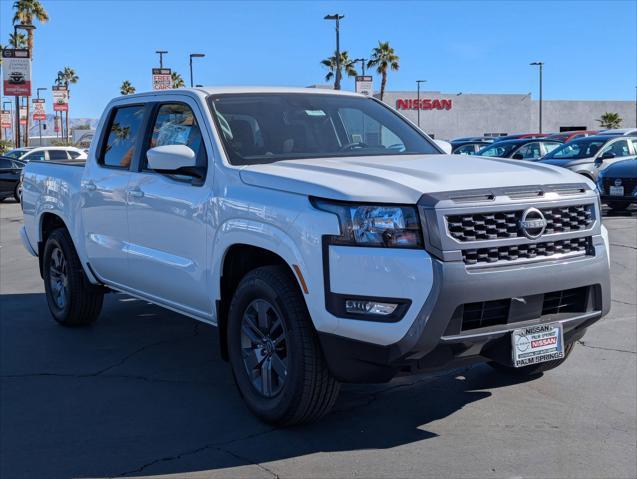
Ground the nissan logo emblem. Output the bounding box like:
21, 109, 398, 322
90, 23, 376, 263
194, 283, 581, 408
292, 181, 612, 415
614, 178, 622, 187
519, 208, 547, 239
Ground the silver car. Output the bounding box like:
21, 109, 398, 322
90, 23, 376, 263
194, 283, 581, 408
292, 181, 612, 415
538, 135, 637, 180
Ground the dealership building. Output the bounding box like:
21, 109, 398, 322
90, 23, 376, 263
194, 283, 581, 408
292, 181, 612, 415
378, 90, 636, 139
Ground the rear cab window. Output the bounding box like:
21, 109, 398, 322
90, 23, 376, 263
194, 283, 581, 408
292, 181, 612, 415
99, 105, 145, 169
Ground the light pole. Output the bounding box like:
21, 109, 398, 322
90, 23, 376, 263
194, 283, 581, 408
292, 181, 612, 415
13, 24, 35, 148
530, 62, 544, 133
354, 58, 367, 76
189, 53, 205, 88
324, 14, 344, 90
416, 80, 427, 128
156, 50, 168, 68
2, 100, 11, 141
36, 87, 47, 146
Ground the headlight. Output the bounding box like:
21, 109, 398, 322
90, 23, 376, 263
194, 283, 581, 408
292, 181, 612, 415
312, 198, 424, 248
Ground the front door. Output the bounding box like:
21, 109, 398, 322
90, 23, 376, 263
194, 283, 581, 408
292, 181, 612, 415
81, 104, 146, 286
125, 99, 211, 317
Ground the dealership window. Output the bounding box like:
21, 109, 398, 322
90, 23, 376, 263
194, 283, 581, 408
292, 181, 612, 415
101, 105, 145, 169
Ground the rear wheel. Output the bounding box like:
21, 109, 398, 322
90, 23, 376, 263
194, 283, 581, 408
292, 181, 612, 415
488, 342, 575, 376
227, 265, 340, 425
43, 228, 104, 326
14, 182, 22, 202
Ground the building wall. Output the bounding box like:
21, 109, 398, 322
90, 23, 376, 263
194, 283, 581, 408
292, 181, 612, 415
379, 91, 636, 140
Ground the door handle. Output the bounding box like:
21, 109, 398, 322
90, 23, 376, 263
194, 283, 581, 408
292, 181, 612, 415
127, 188, 144, 199
84, 181, 97, 192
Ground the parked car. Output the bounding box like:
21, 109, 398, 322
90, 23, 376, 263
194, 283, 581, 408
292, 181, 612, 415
477, 138, 563, 160
451, 139, 494, 155
451, 136, 495, 143
596, 157, 637, 211
20, 87, 610, 425
546, 131, 598, 143
538, 135, 636, 180
4, 146, 87, 162
0, 156, 25, 202
493, 133, 549, 142
599, 128, 637, 137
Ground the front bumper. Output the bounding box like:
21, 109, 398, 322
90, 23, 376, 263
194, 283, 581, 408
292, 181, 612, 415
319, 242, 610, 382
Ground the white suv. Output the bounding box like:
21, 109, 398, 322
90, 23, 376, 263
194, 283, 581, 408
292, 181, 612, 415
5, 146, 87, 162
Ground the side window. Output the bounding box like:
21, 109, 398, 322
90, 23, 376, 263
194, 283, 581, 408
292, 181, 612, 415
101, 105, 145, 169
25, 150, 45, 161
543, 142, 560, 154
68, 151, 82, 159
49, 150, 69, 161
514, 142, 542, 159
454, 144, 475, 155
0, 158, 12, 168
146, 103, 207, 169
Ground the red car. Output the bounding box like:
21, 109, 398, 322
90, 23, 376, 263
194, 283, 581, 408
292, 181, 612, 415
546, 131, 598, 142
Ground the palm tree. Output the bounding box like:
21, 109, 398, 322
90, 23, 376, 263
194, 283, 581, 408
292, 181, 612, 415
596, 112, 623, 129
120, 80, 136, 95
57, 67, 79, 144
13, 0, 48, 53
320, 51, 358, 89
8, 32, 27, 48
171, 71, 185, 88
367, 41, 400, 101
13, 0, 49, 147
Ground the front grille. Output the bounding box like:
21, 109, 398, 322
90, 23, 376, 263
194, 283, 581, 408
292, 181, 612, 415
460, 286, 590, 331
602, 177, 637, 195
446, 204, 593, 242
462, 237, 591, 265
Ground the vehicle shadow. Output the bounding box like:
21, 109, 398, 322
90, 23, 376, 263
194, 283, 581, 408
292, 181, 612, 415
1, 292, 538, 479
602, 204, 636, 218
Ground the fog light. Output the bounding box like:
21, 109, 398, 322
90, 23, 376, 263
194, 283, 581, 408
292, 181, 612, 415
345, 300, 398, 316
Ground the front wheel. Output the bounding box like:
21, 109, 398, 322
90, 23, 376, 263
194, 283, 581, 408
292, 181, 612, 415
227, 265, 340, 425
488, 342, 575, 376
43, 228, 104, 326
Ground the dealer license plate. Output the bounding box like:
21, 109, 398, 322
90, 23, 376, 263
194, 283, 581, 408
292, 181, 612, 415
512, 323, 564, 368
609, 186, 624, 196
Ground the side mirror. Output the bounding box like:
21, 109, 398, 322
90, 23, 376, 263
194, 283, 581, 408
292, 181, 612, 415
599, 151, 616, 161
146, 145, 203, 179
434, 139, 452, 154
512, 153, 524, 160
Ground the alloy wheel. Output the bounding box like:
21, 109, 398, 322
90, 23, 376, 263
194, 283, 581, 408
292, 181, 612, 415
240, 299, 289, 397
49, 247, 68, 309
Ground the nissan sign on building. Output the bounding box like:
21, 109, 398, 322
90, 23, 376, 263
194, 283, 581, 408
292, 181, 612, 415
379, 90, 636, 139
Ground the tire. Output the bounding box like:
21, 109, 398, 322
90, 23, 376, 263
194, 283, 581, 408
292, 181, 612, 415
43, 228, 104, 326
227, 265, 340, 425
608, 201, 629, 211
14, 182, 22, 203
488, 342, 575, 376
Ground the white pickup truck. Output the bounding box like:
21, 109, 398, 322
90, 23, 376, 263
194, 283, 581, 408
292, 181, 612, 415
20, 87, 611, 425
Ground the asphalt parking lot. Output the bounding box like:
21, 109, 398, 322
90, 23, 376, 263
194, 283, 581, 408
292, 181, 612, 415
0, 200, 635, 479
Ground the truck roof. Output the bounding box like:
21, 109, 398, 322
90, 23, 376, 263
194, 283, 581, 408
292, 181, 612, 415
113, 86, 363, 102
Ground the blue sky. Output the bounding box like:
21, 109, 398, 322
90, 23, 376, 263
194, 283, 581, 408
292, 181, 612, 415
1, 0, 635, 118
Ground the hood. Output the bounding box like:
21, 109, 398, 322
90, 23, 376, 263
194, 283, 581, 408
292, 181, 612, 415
601, 158, 637, 178
540, 157, 594, 168
239, 154, 587, 204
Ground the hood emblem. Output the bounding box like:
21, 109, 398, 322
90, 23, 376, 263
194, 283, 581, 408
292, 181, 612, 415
519, 208, 547, 239
614, 178, 622, 187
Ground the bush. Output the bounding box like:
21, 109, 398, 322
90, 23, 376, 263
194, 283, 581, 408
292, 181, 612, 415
0, 139, 14, 155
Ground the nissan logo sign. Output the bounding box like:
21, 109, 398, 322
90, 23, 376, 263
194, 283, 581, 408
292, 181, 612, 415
519, 208, 547, 239
614, 178, 622, 187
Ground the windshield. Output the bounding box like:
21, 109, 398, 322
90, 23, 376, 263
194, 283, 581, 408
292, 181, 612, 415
4, 149, 27, 159
477, 142, 518, 158
542, 138, 607, 160
208, 93, 439, 165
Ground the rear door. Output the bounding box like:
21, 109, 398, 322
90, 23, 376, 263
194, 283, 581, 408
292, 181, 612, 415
0, 158, 19, 196
81, 104, 147, 286
124, 98, 211, 316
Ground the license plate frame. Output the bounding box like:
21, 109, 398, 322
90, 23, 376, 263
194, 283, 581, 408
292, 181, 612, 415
511, 323, 564, 368
609, 185, 624, 196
